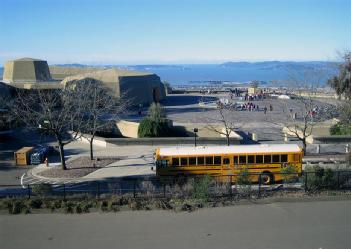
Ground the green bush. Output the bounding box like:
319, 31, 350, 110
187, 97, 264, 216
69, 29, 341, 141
304, 166, 338, 190
193, 175, 211, 201
330, 124, 351, 135
237, 167, 251, 185
63, 201, 75, 213
100, 200, 109, 212
138, 118, 170, 137
280, 165, 298, 183
75, 203, 83, 214
28, 199, 43, 209
7, 200, 26, 214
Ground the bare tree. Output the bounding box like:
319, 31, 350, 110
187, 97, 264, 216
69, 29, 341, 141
267, 67, 329, 154
70, 78, 129, 160
11, 88, 86, 170
205, 104, 241, 146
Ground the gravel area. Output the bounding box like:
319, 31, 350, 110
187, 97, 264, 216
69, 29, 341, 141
38, 156, 119, 178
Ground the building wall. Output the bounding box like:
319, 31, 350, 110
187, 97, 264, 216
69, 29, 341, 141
119, 74, 166, 105
3, 60, 51, 83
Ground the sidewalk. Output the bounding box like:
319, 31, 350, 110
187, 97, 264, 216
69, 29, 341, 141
27, 142, 157, 184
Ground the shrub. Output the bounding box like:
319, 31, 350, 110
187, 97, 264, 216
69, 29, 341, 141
330, 123, 351, 135
237, 167, 251, 185
100, 200, 108, 212
8, 200, 26, 214
32, 184, 53, 196
75, 203, 83, 214
193, 175, 211, 201
280, 164, 298, 183
28, 199, 43, 209
53, 200, 62, 209
138, 118, 170, 137
63, 201, 75, 214
148, 103, 166, 121
304, 166, 337, 190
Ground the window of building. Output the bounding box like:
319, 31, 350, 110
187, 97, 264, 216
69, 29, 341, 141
223, 157, 230, 165
205, 156, 213, 165
248, 155, 255, 164
197, 157, 204, 165
272, 155, 280, 163
256, 155, 263, 163
189, 157, 196, 165
180, 157, 188, 166
281, 154, 288, 163
264, 155, 271, 163
172, 158, 179, 166
239, 155, 246, 164
214, 156, 221, 165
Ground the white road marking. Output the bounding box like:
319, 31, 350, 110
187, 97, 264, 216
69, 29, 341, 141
20, 173, 26, 189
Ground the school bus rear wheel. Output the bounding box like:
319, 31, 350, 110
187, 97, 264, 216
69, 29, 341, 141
261, 173, 274, 185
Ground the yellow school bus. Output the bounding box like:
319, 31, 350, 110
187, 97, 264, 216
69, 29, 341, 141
155, 144, 303, 184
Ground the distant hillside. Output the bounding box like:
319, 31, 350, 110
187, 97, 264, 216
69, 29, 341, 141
220, 61, 337, 71
0, 67, 3, 78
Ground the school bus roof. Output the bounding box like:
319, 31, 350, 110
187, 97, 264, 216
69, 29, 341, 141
158, 144, 302, 157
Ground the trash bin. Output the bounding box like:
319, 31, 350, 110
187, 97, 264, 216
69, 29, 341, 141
14, 147, 34, 166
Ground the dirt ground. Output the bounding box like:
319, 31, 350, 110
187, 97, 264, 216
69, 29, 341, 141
37, 156, 119, 178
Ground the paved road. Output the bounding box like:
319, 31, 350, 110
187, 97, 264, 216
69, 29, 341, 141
1, 200, 350, 249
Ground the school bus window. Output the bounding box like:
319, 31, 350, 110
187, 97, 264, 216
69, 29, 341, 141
172, 158, 179, 166
239, 155, 246, 164
214, 156, 221, 165
223, 157, 230, 165
233, 156, 238, 164
264, 155, 271, 163
205, 156, 213, 165
189, 157, 196, 165
281, 154, 288, 163
272, 155, 280, 163
256, 155, 263, 163
180, 157, 188, 166
248, 155, 255, 164
197, 157, 204, 165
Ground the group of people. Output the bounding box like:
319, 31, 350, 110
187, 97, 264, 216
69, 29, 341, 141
238, 102, 260, 111
244, 93, 265, 101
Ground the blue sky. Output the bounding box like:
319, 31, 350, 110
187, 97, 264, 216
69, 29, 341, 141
0, 0, 350, 65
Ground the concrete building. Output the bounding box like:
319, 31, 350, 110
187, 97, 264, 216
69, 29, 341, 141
61, 68, 166, 105
2, 58, 62, 90
1, 58, 166, 105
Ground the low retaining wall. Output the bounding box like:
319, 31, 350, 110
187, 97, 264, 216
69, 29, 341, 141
313, 136, 351, 144
105, 137, 241, 147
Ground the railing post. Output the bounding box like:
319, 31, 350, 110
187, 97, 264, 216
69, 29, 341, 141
63, 184, 66, 201
27, 184, 31, 199
258, 174, 261, 198
96, 182, 100, 199
304, 172, 308, 192
163, 184, 166, 198
133, 180, 136, 198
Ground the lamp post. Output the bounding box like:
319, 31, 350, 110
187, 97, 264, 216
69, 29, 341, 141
193, 128, 198, 147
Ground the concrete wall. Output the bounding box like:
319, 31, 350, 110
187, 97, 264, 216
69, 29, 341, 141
116, 120, 140, 138
105, 137, 241, 147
